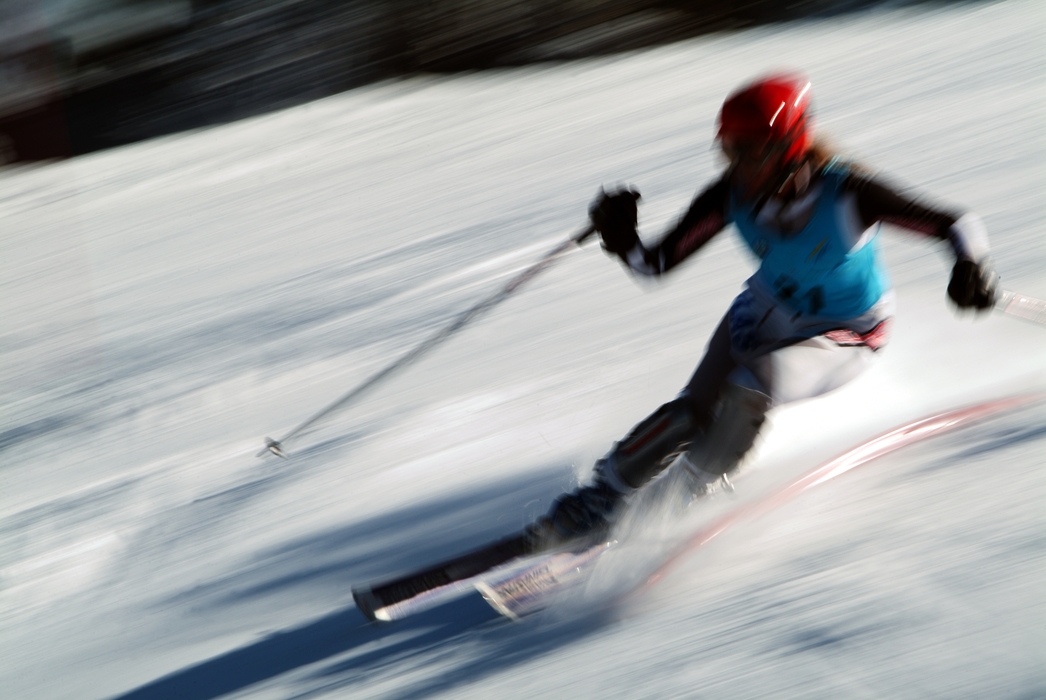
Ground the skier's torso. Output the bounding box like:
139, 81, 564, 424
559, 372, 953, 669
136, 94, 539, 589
622, 157, 983, 326
729, 162, 886, 319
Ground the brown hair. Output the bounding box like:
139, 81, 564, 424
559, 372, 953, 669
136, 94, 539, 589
809, 135, 871, 176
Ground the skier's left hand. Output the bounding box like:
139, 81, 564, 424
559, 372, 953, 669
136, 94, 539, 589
589, 188, 641, 254
947, 258, 998, 311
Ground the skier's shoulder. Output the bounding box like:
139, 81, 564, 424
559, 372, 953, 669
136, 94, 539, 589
811, 148, 902, 199
804, 138, 875, 190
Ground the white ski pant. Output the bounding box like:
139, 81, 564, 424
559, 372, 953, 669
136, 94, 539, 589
682, 280, 894, 417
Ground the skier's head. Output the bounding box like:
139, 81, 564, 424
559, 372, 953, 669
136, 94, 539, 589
717, 73, 813, 201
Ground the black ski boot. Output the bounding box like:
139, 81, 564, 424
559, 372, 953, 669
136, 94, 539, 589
525, 477, 624, 551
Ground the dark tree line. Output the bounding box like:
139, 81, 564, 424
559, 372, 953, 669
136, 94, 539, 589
0, 0, 964, 160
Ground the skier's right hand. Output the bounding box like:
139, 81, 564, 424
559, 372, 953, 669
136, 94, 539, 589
589, 188, 641, 255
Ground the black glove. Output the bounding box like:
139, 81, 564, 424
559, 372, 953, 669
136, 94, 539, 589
947, 258, 998, 311
589, 188, 641, 255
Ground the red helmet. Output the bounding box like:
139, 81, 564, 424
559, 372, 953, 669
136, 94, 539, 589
717, 74, 813, 166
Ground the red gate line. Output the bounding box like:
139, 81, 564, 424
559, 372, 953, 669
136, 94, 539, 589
633, 392, 1045, 599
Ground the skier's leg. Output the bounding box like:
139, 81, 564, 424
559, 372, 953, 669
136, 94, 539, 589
679, 316, 739, 426
681, 332, 882, 489
531, 316, 736, 546
678, 381, 771, 492
596, 315, 736, 491
531, 401, 700, 546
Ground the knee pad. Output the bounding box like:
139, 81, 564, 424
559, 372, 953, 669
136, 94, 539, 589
597, 398, 698, 491
682, 383, 770, 480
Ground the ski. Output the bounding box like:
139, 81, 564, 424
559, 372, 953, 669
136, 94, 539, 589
475, 541, 614, 620
352, 524, 617, 623
352, 533, 532, 621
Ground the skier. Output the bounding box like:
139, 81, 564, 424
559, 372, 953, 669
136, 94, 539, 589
527, 73, 999, 548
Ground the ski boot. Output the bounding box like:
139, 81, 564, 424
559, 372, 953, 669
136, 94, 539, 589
525, 475, 625, 551
524, 398, 699, 551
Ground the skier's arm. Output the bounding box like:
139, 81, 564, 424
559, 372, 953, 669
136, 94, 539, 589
843, 172, 990, 263
615, 176, 731, 277
843, 171, 997, 309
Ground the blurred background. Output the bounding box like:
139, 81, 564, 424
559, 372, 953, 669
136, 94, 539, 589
1, 0, 967, 161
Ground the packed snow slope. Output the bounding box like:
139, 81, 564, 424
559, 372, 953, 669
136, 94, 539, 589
2, 2, 1044, 698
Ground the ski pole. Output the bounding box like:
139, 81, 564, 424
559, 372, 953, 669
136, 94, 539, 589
995, 289, 1046, 327
259, 224, 598, 458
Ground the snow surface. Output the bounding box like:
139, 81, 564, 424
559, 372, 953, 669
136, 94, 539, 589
2, 2, 1045, 698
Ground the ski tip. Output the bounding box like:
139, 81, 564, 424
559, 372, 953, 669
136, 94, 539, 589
353, 587, 391, 623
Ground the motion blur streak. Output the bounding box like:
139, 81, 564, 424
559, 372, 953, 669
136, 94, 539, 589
1, 2, 1043, 699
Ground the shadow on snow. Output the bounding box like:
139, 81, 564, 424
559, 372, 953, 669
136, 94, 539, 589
113, 588, 610, 700
113, 466, 609, 700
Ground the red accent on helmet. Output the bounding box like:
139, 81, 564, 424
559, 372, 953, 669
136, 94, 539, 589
717, 74, 813, 164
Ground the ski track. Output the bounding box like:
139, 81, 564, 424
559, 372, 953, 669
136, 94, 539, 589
2, 2, 1045, 699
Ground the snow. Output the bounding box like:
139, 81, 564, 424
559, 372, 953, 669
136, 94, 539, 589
2, 2, 1044, 698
